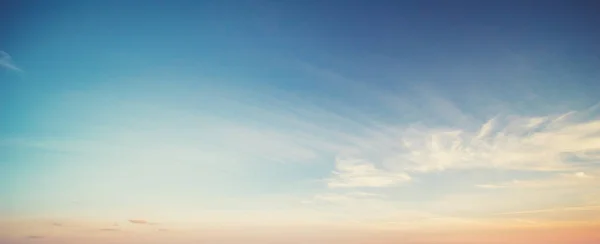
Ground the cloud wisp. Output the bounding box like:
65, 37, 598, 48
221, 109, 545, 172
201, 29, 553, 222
0, 51, 22, 72
477, 172, 597, 189
99, 228, 120, 232
128, 219, 149, 224
316, 104, 600, 193
326, 158, 411, 188
495, 204, 600, 216
346, 106, 600, 172
3, 67, 600, 231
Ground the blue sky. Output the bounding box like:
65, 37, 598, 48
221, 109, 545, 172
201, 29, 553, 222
1, 1, 600, 243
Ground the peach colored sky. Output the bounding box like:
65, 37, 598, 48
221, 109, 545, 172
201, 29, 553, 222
2, 218, 600, 244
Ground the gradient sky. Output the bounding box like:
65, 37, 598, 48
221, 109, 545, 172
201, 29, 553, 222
1, 1, 600, 243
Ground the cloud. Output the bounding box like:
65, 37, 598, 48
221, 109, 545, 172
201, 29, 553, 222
312, 193, 356, 204
326, 158, 411, 188
308, 192, 387, 207
573, 172, 593, 179
99, 228, 120, 231
371, 107, 600, 173
27, 235, 44, 239
128, 219, 149, 224
346, 191, 386, 198
495, 204, 600, 216
322, 106, 600, 190
476, 171, 597, 189
475, 116, 498, 139
0, 51, 22, 72
4, 64, 599, 229
476, 184, 509, 189
311, 104, 600, 225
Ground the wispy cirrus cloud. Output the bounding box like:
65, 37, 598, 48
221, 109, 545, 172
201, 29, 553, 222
477, 172, 597, 189
0, 51, 22, 72
309, 192, 385, 204
3, 64, 600, 229
495, 204, 600, 216
350, 105, 600, 174
326, 158, 411, 188
314, 103, 600, 196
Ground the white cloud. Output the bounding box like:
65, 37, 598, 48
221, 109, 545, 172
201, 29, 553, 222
476, 184, 509, 189
475, 116, 497, 139
318, 104, 600, 199
5, 70, 600, 228
0, 51, 22, 72
358, 107, 600, 173
326, 158, 411, 188
311, 192, 386, 204
574, 171, 593, 179
476, 171, 597, 189
295, 64, 600, 193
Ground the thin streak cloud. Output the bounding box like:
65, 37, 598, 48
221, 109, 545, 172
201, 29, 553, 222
99, 228, 120, 232
326, 158, 411, 188
496, 205, 600, 216
0, 51, 22, 72
476, 171, 597, 189
128, 219, 149, 224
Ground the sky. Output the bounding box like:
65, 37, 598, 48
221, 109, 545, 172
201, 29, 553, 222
1, 0, 600, 243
